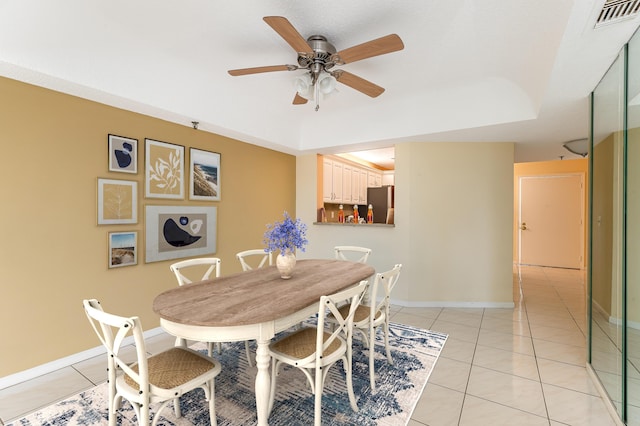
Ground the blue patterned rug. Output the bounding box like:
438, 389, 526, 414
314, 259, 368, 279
8, 323, 447, 425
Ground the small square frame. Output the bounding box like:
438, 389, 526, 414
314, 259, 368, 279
108, 134, 138, 174
97, 178, 138, 225
189, 148, 221, 201
145, 138, 185, 199
108, 231, 138, 268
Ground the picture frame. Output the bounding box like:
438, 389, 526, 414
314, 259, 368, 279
189, 148, 221, 201
145, 138, 184, 199
97, 178, 138, 225
145, 205, 217, 263
108, 231, 137, 268
108, 134, 138, 174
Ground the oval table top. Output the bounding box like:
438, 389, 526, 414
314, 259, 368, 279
153, 259, 375, 327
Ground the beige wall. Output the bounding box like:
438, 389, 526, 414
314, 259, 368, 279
0, 77, 296, 377
513, 159, 588, 267
298, 142, 514, 306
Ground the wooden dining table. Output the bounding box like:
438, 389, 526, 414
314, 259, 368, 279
153, 258, 375, 426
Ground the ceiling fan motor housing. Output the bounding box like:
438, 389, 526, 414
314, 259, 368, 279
297, 35, 337, 70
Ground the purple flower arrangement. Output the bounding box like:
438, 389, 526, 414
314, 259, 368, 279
263, 211, 308, 254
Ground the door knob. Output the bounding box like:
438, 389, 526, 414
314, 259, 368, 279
520, 222, 527, 230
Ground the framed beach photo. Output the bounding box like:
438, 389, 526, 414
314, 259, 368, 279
108, 134, 138, 174
145, 205, 217, 263
189, 148, 221, 201
108, 231, 137, 268
97, 178, 137, 225
145, 138, 184, 199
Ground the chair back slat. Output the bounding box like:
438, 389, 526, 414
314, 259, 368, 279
236, 249, 273, 271
170, 257, 221, 285
334, 246, 372, 264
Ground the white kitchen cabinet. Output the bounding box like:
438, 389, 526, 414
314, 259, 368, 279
358, 169, 368, 203
367, 170, 383, 187
342, 163, 353, 204
323, 158, 344, 203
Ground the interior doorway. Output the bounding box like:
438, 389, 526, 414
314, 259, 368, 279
518, 174, 584, 269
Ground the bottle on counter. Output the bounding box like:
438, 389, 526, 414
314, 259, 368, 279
338, 204, 344, 223
367, 204, 374, 224
353, 205, 359, 223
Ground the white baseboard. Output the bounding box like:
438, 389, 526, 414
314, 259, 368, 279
0, 327, 165, 391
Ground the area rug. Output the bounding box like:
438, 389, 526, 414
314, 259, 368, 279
8, 323, 447, 426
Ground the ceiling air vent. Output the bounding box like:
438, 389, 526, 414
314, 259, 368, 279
596, 0, 640, 27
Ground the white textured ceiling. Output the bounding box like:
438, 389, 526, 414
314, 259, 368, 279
1, 0, 639, 163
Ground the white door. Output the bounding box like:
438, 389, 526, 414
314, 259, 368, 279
519, 175, 584, 269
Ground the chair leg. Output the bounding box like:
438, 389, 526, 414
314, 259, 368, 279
369, 325, 376, 392
344, 354, 358, 412
173, 397, 182, 418
208, 379, 217, 426
314, 365, 323, 426
245, 340, 253, 367
384, 320, 393, 364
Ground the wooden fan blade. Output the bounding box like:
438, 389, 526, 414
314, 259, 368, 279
293, 93, 308, 105
228, 65, 291, 76
263, 16, 313, 54
335, 71, 385, 97
335, 34, 404, 64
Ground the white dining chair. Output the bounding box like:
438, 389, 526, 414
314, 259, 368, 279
169, 257, 221, 356
83, 299, 221, 426
236, 249, 273, 271
335, 264, 402, 392
267, 280, 368, 426
235, 249, 274, 366
334, 246, 372, 264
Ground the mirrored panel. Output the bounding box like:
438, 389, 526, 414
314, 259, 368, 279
627, 28, 640, 425
591, 48, 626, 417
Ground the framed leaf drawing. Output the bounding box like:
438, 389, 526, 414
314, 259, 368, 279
145, 138, 184, 199
108, 134, 138, 174
189, 148, 221, 201
97, 178, 137, 225
108, 231, 137, 268
145, 205, 217, 263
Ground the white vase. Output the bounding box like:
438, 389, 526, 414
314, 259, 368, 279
276, 250, 296, 279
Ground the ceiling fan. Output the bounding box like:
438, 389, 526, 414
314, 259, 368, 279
228, 16, 404, 110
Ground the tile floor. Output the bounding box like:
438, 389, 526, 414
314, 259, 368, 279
0, 265, 619, 425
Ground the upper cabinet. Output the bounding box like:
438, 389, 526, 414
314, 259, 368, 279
323, 157, 344, 203
322, 155, 387, 204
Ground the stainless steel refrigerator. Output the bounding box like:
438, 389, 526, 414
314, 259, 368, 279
366, 185, 394, 224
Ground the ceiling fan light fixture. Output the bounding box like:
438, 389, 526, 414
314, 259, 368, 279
294, 74, 314, 99
318, 73, 337, 94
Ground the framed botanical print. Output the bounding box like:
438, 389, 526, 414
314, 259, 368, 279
97, 178, 137, 225
145, 205, 217, 263
108, 231, 137, 268
189, 148, 221, 201
145, 138, 184, 199
108, 134, 138, 174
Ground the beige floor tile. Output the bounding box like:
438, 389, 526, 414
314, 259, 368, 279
397, 306, 442, 319
543, 383, 618, 425
480, 316, 531, 337
436, 311, 483, 328
477, 328, 535, 355
0, 367, 94, 422
459, 395, 549, 426
472, 345, 539, 380
430, 320, 480, 344
528, 323, 586, 348
428, 356, 472, 392
466, 366, 547, 417
411, 383, 464, 426
537, 358, 600, 396
439, 337, 476, 364
532, 338, 586, 366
